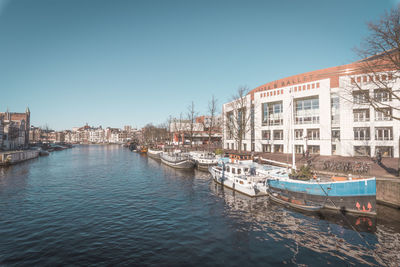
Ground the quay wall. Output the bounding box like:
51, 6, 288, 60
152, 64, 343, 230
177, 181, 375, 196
0, 150, 39, 166
377, 179, 400, 208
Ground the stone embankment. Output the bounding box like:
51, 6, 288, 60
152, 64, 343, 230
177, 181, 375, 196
377, 178, 400, 208
0, 150, 39, 166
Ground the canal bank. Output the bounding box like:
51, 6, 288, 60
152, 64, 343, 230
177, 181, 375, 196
0, 150, 39, 166
377, 178, 400, 208
249, 151, 400, 209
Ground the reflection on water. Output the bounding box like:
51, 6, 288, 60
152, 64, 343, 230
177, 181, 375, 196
0, 145, 399, 266
210, 181, 400, 266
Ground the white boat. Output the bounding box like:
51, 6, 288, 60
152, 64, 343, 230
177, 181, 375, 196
189, 151, 220, 171
161, 152, 195, 169
147, 148, 163, 159
209, 161, 268, 197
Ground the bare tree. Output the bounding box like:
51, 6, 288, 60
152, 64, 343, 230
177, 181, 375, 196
142, 123, 169, 146
201, 95, 220, 151
225, 86, 252, 152
351, 4, 400, 120
166, 116, 173, 145
142, 123, 155, 145
186, 101, 198, 147
157, 122, 169, 143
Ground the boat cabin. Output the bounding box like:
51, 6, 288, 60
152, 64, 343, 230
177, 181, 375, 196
224, 164, 257, 176
229, 153, 253, 163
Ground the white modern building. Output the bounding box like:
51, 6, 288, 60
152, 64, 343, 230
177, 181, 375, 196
223, 58, 400, 158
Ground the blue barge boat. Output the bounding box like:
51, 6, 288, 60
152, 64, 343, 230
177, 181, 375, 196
267, 178, 376, 216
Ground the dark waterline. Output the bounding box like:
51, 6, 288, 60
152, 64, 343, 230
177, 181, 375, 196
0, 145, 399, 266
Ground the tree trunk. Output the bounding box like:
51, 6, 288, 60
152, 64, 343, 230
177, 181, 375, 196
398, 136, 400, 177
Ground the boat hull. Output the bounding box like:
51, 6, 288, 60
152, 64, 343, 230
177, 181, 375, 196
268, 179, 376, 216
209, 167, 263, 197
161, 157, 195, 169
147, 151, 162, 159
196, 162, 217, 171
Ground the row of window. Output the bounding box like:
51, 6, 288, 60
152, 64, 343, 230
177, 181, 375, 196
263, 129, 320, 141
353, 108, 392, 122
291, 82, 320, 92
262, 144, 320, 154
353, 89, 392, 104
262, 97, 321, 126
260, 127, 393, 141
258, 82, 321, 98
353, 127, 393, 141
351, 73, 393, 84
226, 142, 394, 157
260, 89, 284, 98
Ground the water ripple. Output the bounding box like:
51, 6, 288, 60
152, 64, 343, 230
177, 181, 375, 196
0, 145, 399, 266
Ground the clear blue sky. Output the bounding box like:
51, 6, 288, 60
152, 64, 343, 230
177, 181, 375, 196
0, 0, 397, 130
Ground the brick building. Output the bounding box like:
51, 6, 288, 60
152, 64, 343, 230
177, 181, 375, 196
0, 108, 30, 150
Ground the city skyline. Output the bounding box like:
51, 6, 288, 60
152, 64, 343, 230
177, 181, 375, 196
0, 0, 397, 130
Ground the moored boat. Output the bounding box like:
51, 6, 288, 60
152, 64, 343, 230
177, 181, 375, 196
209, 159, 268, 197
139, 146, 148, 154
147, 148, 163, 159
39, 150, 50, 156
189, 151, 219, 171
267, 177, 377, 216
160, 153, 195, 169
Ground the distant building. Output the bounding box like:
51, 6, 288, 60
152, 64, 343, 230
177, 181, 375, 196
0, 117, 3, 149
169, 115, 222, 145
29, 126, 42, 143
124, 125, 132, 132
0, 108, 30, 150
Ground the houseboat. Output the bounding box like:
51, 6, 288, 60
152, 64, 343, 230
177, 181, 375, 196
160, 152, 195, 170
189, 151, 219, 171
267, 177, 377, 216
147, 148, 163, 159
209, 154, 268, 197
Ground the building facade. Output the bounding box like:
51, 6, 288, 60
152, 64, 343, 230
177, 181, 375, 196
0, 108, 30, 150
223, 60, 400, 158
170, 115, 222, 145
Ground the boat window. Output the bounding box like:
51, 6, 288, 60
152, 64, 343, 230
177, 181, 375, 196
226, 166, 230, 172
232, 168, 236, 174
238, 169, 241, 174
244, 168, 249, 172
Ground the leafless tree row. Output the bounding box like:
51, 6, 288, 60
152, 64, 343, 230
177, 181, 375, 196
151, 96, 221, 148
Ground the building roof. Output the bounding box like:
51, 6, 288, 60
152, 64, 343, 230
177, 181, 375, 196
0, 112, 29, 122
248, 53, 397, 98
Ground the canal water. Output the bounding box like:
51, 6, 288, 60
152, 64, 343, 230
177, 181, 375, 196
0, 145, 399, 266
